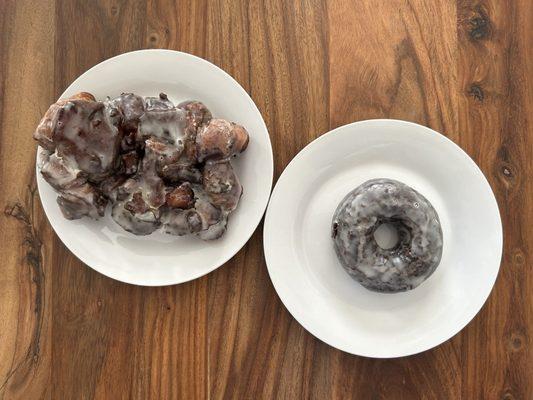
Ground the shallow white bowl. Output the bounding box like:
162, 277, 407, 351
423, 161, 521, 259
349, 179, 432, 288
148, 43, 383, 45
263, 119, 502, 358
36, 50, 273, 286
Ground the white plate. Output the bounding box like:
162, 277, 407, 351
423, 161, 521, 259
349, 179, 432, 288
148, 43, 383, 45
264, 119, 502, 358
37, 50, 273, 286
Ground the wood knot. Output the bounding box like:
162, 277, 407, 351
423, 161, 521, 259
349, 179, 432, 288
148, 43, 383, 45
495, 147, 517, 188
501, 165, 513, 178
512, 249, 525, 266
4, 202, 30, 224
148, 33, 159, 45
507, 332, 525, 352
97, 299, 103, 308
468, 84, 484, 102
110, 5, 118, 15
469, 6, 491, 41
501, 390, 515, 400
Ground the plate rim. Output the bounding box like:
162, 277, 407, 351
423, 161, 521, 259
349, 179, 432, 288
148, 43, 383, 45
36, 49, 274, 286
263, 118, 503, 358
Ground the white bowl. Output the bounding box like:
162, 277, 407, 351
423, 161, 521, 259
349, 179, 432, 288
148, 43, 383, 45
36, 50, 273, 286
263, 119, 502, 357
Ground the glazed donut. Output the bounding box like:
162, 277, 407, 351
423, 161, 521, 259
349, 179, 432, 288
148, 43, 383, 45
111, 179, 162, 236
196, 119, 249, 162
33, 92, 95, 151
138, 93, 186, 145
178, 100, 212, 135
57, 183, 107, 220
34, 91, 248, 240
202, 160, 242, 212
53, 97, 122, 181
161, 184, 228, 240
177, 100, 212, 164
107, 93, 145, 132
332, 178, 443, 293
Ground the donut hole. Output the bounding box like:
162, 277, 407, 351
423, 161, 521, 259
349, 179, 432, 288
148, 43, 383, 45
373, 222, 399, 250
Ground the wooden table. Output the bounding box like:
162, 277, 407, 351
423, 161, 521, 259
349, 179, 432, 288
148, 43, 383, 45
1, 1, 531, 398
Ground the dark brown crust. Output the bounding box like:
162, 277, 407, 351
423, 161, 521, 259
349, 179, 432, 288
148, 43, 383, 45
33, 92, 96, 151
165, 183, 195, 209
196, 119, 249, 162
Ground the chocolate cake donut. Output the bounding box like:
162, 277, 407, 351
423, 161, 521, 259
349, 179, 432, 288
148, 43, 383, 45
332, 178, 443, 293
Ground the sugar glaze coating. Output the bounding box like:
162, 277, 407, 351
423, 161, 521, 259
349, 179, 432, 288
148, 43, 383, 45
332, 178, 443, 293
34, 91, 249, 240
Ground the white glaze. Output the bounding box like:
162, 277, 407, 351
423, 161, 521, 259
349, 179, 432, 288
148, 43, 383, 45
332, 178, 443, 293
111, 201, 160, 235
40, 153, 84, 189
138, 96, 186, 144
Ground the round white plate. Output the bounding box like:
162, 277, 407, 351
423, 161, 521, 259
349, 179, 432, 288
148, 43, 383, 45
264, 119, 502, 358
37, 50, 273, 286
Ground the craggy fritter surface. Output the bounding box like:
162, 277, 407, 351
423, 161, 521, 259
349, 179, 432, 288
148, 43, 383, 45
34, 92, 249, 240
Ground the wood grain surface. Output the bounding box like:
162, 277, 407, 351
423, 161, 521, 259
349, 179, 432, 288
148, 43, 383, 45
0, 0, 531, 398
